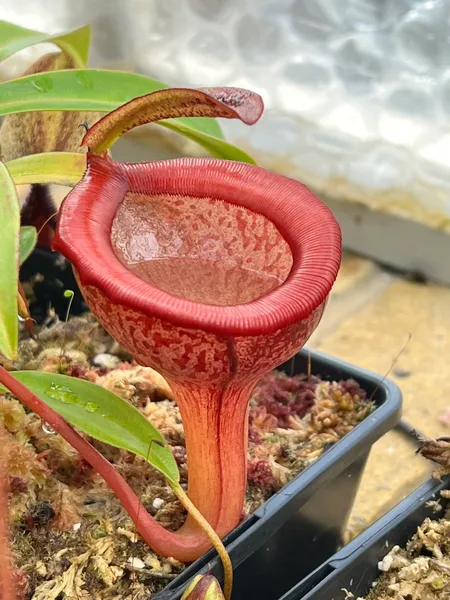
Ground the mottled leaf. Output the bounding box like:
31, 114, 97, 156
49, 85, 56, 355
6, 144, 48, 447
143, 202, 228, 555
83, 87, 263, 153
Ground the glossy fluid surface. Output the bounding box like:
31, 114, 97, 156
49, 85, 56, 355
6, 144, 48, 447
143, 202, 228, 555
128, 258, 283, 305
111, 192, 293, 306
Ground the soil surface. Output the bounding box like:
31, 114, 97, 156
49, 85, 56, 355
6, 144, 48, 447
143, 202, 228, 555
361, 493, 450, 600
2, 315, 374, 599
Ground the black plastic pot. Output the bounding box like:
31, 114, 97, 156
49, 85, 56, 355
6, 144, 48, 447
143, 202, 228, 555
155, 348, 402, 600
281, 471, 450, 600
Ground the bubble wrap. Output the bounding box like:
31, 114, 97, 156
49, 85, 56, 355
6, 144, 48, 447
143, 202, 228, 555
1, 0, 449, 227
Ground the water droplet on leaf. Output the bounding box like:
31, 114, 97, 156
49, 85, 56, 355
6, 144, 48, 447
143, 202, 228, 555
76, 72, 93, 89
31, 76, 53, 93
46, 383, 77, 404
84, 402, 99, 413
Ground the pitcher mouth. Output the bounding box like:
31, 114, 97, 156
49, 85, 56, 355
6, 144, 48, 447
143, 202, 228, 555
53, 153, 341, 336
109, 188, 294, 307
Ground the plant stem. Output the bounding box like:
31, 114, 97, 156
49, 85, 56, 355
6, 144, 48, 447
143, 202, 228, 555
170, 382, 251, 541
0, 428, 16, 600
171, 483, 233, 600
0, 365, 220, 561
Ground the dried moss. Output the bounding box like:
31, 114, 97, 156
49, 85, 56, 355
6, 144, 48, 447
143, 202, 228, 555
3, 316, 374, 599
360, 499, 450, 600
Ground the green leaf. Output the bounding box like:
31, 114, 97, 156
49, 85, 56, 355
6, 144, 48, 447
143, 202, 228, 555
0, 162, 19, 360
7, 152, 86, 187
163, 121, 257, 163
19, 226, 37, 265
0, 70, 258, 162
0, 21, 91, 68
0, 69, 224, 139
10, 371, 180, 484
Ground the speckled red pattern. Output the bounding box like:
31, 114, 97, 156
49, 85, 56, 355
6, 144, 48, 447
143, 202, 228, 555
54, 155, 341, 336
111, 192, 292, 305
78, 279, 324, 533
79, 281, 324, 385
82, 87, 264, 153
54, 151, 340, 554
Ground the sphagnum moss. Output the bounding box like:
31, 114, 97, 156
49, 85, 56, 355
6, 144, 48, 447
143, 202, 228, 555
2, 316, 374, 598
